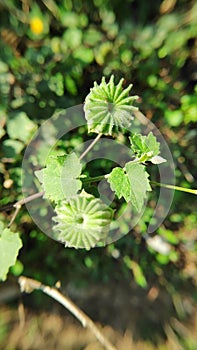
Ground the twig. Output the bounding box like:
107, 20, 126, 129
18, 276, 117, 350
79, 133, 103, 160
8, 204, 22, 227
8, 191, 44, 227
14, 191, 45, 206
18, 300, 26, 330
177, 157, 194, 183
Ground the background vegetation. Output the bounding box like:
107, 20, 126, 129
0, 0, 196, 349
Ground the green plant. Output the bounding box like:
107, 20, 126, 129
1, 75, 196, 281
0, 3, 196, 348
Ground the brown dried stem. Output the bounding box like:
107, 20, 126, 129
18, 276, 117, 350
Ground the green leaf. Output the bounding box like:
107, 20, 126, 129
65, 75, 77, 95
124, 256, 147, 288
125, 162, 151, 212
129, 132, 166, 164
180, 93, 197, 124
73, 47, 94, 64
108, 163, 151, 212
0, 222, 22, 281
63, 28, 82, 49
83, 28, 103, 46
130, 132, 159, 157
2, 139, 24, 158
131, 262, 147, 288
156, 253, 170, 265
6, 112, 37, 143
60, 11, 79, 27
144, 132, 160, 156
158, 227, 179, 245
164, 110, 183, 127
107, 167, 131, 202
35, 153, 82, 203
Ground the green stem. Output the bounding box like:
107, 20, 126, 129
151, 181, 197, 195
82, 176, 197, 195
127, 159, 141, 164
82, 175, 106, 183
79, 133, 102, 160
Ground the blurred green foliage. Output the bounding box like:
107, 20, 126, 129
0, 1, 196, 341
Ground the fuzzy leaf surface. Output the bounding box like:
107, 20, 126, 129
35, 153, 82, 202
0, 222, 22, 281
7, 112, 37, 143
107, 167, 131, 202
125, 162, 151, 212
108, 163, 151, 212
129, 132, 166, 163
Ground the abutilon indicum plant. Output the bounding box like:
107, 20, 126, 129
1, 75, 196, 281
34, 75, 166, 249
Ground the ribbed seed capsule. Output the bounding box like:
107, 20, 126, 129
53, 192, 113, 250
84, 75, 139, 135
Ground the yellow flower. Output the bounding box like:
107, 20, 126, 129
30, 17, 44, 35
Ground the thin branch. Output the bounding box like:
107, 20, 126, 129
15, 191, 45, 206
8, 191, 44, 227
177, 157, 194, 183
8, 204, 22, 227
79, 133, 103, 160
18, 276, 117, 350
18, 300, 26, 330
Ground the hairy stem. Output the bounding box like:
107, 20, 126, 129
151, 181, 197, 195
83, 176, 197, 195
79, 133, 102, 160
82, 174, 197, 194
14, 191, 45, 206
18, 276, 117, 350
82, 175, 106, 183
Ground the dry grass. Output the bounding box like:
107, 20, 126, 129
0, 303, 197, 350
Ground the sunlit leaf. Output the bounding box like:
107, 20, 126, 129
0, 222, 22, 281
129, 132, 166, 164
108, 163, 151, 212
107, 167, 131, 202
125, 162, 152, 212
35, 153, 82, 203
6, 112, 37, 144
124, 256, 147, 288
